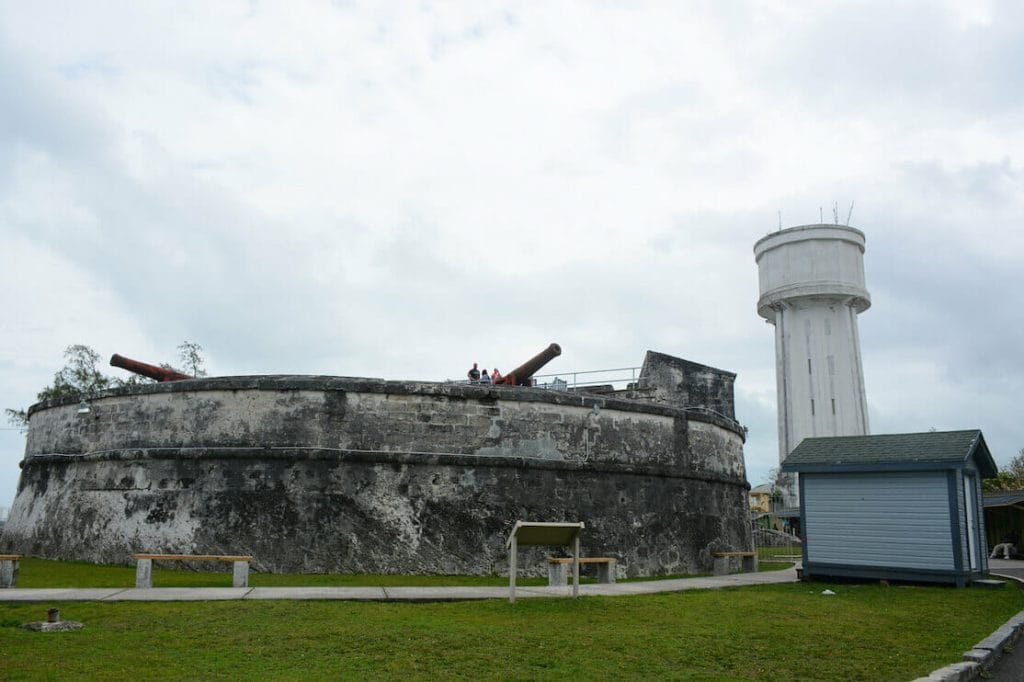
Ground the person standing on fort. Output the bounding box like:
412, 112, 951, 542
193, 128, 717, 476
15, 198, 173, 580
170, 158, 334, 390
467, 363, 481, 382
479, 369, 491, 384
492, 368, 502, 382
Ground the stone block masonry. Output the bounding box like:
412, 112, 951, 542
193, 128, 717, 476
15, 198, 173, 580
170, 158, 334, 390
3, 353, 751, 577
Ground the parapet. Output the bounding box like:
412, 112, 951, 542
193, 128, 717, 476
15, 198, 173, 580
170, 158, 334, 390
636, 351, 737, 423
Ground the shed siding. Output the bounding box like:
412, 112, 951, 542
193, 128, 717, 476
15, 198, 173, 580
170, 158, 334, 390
954, 472, 967, 571
973, 471, 989, 572
803, 471, 953, 570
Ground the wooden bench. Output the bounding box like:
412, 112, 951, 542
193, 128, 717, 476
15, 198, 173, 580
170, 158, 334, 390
131, 554, 253, 588
0, 554, 22, 588
547, 557, 617, 585
712, 551, 757, 576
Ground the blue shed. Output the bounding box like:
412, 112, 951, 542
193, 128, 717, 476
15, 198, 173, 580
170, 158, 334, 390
781, 430, 997, 586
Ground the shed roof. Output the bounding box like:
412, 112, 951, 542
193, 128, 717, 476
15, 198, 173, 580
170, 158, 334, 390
781, 430, 997, 477
984, 490, 1024, 508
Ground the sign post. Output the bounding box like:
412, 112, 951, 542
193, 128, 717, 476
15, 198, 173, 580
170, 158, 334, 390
506, 521, 585, 603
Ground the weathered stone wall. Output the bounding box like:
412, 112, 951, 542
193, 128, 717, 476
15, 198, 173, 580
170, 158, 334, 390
637, 351, 738, 421
4, 374, 750, 576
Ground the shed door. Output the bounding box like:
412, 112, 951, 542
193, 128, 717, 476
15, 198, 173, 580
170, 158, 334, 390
802, 471, 953, 571
964, 474, 979, 572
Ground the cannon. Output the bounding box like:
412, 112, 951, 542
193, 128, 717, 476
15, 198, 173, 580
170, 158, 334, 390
495, 343, 562, 387
110, 354, 193, 382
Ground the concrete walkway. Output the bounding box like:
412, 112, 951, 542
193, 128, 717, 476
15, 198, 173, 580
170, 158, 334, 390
989, 557, 1024, 581
913, 560, 1024, 682
974, 560, 1024, 682
0, 567, 800, 602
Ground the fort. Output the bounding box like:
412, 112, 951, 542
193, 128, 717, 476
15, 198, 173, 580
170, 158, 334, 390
2, 350, 751, 577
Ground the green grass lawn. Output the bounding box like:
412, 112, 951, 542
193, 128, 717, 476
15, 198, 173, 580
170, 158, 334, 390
2, 580, 1021, 680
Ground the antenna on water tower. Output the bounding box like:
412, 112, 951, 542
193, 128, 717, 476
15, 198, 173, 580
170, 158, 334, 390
846, 201, 855, 226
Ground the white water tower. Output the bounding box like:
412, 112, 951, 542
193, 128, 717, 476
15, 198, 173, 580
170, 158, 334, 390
754, 224, 871, 505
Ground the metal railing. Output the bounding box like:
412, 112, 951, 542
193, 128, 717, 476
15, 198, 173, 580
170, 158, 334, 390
450, 365, 747, 432
531, 366, 642, 391
752, 527, 802, 564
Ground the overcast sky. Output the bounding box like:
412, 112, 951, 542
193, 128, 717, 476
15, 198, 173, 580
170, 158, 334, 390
2, 1, 1023, 510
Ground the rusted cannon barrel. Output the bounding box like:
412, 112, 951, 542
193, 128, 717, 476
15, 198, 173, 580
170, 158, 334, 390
110, 354, 192, 382
496, 343, 562, 387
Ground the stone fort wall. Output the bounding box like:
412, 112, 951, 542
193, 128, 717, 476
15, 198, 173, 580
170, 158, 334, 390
3, 359, 751, 576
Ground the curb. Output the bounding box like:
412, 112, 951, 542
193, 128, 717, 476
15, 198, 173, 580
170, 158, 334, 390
913, 575, 1024, 681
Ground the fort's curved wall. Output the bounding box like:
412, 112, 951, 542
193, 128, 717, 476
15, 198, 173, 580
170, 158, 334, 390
3, 375, 750, 576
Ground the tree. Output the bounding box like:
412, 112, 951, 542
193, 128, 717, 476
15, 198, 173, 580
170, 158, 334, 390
766, 466, 787, 504
176, 341, 207, 378
3, 407, 27, 430
983, 449, 1024, 492
37, 344, 114, 401
5, 342, 207, 430
5, 345, 113, 430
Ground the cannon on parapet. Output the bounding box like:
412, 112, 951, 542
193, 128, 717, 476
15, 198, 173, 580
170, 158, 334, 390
495, 343, 562, 387
110, 354, 193, 382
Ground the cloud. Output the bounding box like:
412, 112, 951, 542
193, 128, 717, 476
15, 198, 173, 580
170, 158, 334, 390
1, 1, 1023, 504
758, 1, 1024, 118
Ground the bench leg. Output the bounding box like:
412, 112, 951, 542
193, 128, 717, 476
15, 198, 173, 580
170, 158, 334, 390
713, 556, 729, 576
233, 561, 249, 588
135, 558, 153, 588
0, 560, 17, 588
743, 555, 758, 573
548, 562, 568, 586
509, 537, 517, 604
572, 537, 580, 598
595, 561, 616, 584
